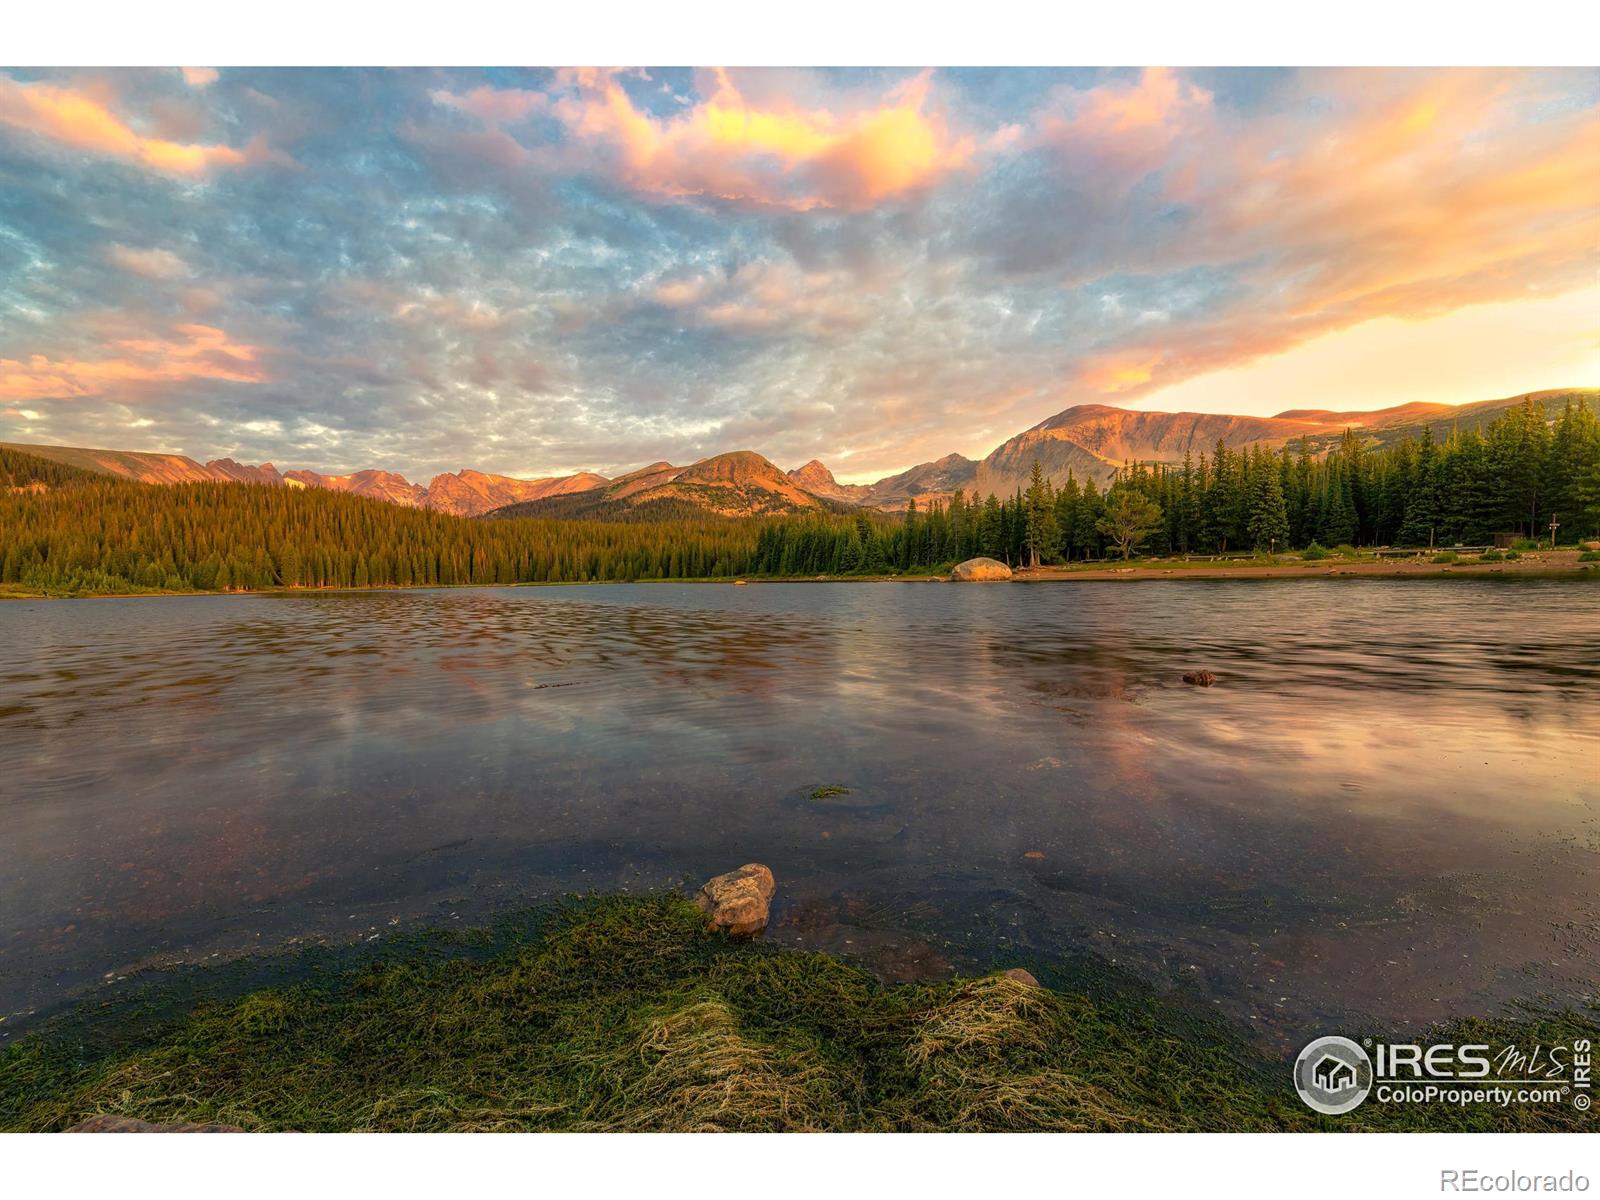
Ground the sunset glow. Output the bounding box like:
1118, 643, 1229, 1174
0, 66, 1594, 479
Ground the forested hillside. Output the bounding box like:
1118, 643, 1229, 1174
0, 456, 760, 594
753, 396, 1600, 572
1, 445, 102, 490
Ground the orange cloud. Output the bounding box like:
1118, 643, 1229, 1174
1078, 354, 1160, 394
0, 76, 277, 177
1047, 69, 1600, 402
0, 324, 268, 401
107, 243, 191, 280
544, 67, 973, 210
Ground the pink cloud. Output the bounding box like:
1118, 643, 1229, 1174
107, 244, 191, 280
0, 75, 288, 177
446, 67, 977, 211
1035, 69, 1600, 401
0, 323, 269, 401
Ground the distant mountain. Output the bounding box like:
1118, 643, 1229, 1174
282, 466, 610, 515
282, 468, 429, 507
861, 452, 979, 511
784, 453, 978, 512
0, 442, 234, 485
490, 451, 830, 519
0, 441, 610, 517
976, 406, 1306, 495
787, 460, 872, 504
7, 387, 1593, 521
207, 458, 285, 486
423, 468, 610, 516
973, 388, 1600, 495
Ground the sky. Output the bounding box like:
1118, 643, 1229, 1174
0, 66, 1595, 484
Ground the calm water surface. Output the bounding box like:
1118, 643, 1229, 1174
2, 579, 1597, 1046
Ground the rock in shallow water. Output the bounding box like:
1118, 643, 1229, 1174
694, 863, 776, 937
950, 557, 1013, 581
999, 968, 1041, 987
1181, 670, 1218, 687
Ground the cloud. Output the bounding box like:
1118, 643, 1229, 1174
454, 67, 978, 211
1001, 68, 1600, 401
647, 259, 874, 335
107, 243, 191, 280
0, 74, 286, 177
180, 67, 219, 89
0, 323, 268, 401
0, 67, 1595, 486
430, 85, 547, 124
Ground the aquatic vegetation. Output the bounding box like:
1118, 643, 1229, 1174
809, 785, 852, 800
2, 896, 1591, 1133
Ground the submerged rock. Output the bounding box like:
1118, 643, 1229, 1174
951, 557, 1013, 582
68, 1115, 244, 1133
1181, 670, 1218, 687
694, 863, 776, 937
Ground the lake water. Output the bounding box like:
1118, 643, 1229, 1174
2, 579, 1597, 1048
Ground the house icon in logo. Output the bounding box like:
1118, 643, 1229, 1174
1314, 1054, 1357, 1093
1296, 1035, 1374, 1114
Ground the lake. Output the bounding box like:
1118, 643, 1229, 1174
2, 579, 1596, 1048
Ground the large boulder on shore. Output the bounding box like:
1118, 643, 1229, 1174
68, 1115, 244, 1133
951, 557, 1012, 582
694, 863, 776, 937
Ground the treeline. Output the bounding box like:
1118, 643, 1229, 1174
1132, 395, 1600, 556
4, 396, 1597, 593
753, 397, 1600, 572
0, 451, 760, 594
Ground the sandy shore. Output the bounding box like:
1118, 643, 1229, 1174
1017, 549, 1595, 581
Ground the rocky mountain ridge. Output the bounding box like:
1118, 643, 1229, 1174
6, 387, 1591, 519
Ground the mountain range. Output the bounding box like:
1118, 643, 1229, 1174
6, 387, 1592, 520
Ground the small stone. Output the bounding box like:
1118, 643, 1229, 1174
999, 968, 1040, 987
1023, 850, 1045, 860
950, 557, 1013, 582
67, 1115, 244, 1133
693, 863, 776, 937
1181, 670, 1217, 687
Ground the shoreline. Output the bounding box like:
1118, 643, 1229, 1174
2, 892, 1592, 1133
3, 550, 1594, 601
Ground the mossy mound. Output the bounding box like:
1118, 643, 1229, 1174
1, 896, 1592, 1132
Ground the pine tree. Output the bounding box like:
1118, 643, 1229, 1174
1022, 460, 1058, 568
1247, 450, 1290, 552
1097, 485, 1163, 560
